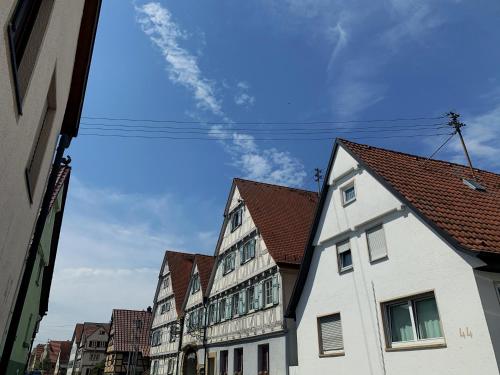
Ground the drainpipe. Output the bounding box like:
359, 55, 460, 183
203, 296, 208, 375
0, 134, 71, 374
176, 317, 185, 375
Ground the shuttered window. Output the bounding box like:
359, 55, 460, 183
318, 313, 344, 354
366, 225, 388, 261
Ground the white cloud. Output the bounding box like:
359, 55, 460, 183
136, 2, 306, 186
136, 2, 223, 116
34, 177, 215, 343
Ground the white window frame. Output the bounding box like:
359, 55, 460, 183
247, 286, 255, 312
192, 274, 200, 294
223, 252, 235, 275
163, 276, 170, 289
240, 238, 256, 265
340, 181, 356, 206
230, 208, 243, 232
264, 278, 273, 307
382, 291, 445, 350
336, 239, 353, 273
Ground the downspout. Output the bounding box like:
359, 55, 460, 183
203, 297, 208, 375
0, 134, 71, 374
176, 317, 185, 375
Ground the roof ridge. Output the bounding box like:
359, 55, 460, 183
234, 177, 317, 195
164, 249, 196, 256
338, 138, 500, 177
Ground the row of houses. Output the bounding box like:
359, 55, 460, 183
0, 0, 102, 374
25, 139, 500, 375
147, 139, 500, 375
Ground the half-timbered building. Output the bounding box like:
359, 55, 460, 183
181, 254, 215, 375
150, 251, 195, 375
203, 178, 318, 375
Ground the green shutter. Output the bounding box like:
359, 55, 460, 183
257, 282, 264, 309
272, 275, 279, 305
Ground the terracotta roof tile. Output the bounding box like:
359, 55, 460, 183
194, 254, 215, 294
47, 340, 72, 364
234, 179, 319, 265
340, 139, 500, 254
164, 251, 195, 314
49, 166, 70, 210
72, 323, 84, 345
110, 309, 153, 355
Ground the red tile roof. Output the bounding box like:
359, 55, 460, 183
110, 309, 153, 355
73, 322, 110, 347
194, 254, 215, 294
72, 323, 84, 345
234, 179, 319, 266
57, 341, 72, 364
164, 250, 195, 314
340, 139, 500, 255
46, 340, 72, 364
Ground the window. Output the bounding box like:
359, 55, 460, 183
341, 182, 356, 205
169, 324, 177, 342
264, 279, 273, 306
8, 0, 55, 112
232, 294, 239, 318
366, 225, 388, 261
167, 358, 175, 374
337, 240, 352, 272
247, 286, 255, 311
317, 313, 344, 355
230, 208, 243, 231
208, 303, 216, 325
223, 252, 235, 275
192, 274, 200, 294
163, 277, 170, 289
238, 290, 247, 315
151, 330, 161, 346
220, 299, 227, 321
382, 292, 444, 349
234, 348, 243, 375
160, 300, 171, 314
258, 344, 269, 375
219, 350, 228, 375
151, 360, 159, 375
25, 73, 56, 203
240, 238, 256, 264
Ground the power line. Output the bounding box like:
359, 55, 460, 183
78, 132, 452, 141
80, 114, 446, 126
425, 132, 457, 162
79, 122, 447, 132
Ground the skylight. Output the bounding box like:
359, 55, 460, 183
463, 178, 485, 191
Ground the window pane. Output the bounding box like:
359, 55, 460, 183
344, 186, 355, 202
340, 251, 352, 269
415, 298, 442, 339
389, 303, 414, 342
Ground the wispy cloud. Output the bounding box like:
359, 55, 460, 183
136, 2, 306, 186
136, 3, 223, 116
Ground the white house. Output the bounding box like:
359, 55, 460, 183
150, 250, 195, 375
179, 254, 215, 375
67, 322, 110, 375
203, 178, 318, 375
286, 139, 500, 375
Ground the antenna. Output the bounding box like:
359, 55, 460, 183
314, 168, 323, 195
446, 112, 476, 179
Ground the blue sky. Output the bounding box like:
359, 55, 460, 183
35, 0, 500, 343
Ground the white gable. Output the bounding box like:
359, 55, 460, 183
185, 264, 203, 310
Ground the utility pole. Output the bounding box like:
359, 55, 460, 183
447, 112, 476, 179
314, 168, 323, 195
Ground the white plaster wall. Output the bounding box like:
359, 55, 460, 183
185, 265, 203, 310
207, 334, 287, 375
0, 0, 86, 349
294, 145, 500, 375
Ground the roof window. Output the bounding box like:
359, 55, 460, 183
463, 178, 485, 191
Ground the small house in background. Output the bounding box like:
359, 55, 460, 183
67, 322, 110, 375
54, 341, 72, 375
286, 139, 500, 375
150, 250, 195, 375
27, 343, 45, 372
104, 309, 153, 375
39, 340, 72, 375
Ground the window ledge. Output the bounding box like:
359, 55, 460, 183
319, 351, 345, 358
386, 340, 446, 352
342, 198, 356, 207
339, 265, 353, 274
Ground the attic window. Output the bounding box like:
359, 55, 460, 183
463, 178, 485, 191
230, 207, 243, 232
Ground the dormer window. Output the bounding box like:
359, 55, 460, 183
341, 182, 356, 206
230, 208, 243, 232
191, 274, 200, 294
